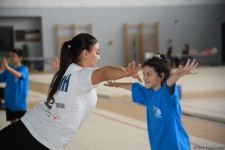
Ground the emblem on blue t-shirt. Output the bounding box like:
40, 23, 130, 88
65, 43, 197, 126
153, 105, 162, 118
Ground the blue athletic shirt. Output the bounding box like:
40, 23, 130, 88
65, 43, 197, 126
131, 82, 190, 150
0, 65, 29, 111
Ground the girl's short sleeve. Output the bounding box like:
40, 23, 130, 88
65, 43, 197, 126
131, 83, 148, 106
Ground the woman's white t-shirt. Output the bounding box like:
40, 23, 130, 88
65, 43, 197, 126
21, 63, 97, 150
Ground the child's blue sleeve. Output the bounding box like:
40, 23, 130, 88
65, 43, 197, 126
0, 71, 7, 83
131, 83, 148, 106
165, 84, 180, 102
18, 67, 29, 80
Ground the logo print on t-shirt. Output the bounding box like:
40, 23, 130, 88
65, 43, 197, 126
58, 74, 71, 92
45, 98, 55, 109
153, 105, 162, 118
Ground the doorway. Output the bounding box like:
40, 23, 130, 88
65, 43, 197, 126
222, 22, 225, 63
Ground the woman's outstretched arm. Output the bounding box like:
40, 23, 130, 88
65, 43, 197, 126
92, 61, 141, 85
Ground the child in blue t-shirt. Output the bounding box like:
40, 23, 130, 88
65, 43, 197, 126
105, 54, 198, 150
0, 49, 29, 123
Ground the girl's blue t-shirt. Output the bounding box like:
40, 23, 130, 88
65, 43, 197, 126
0, 65, 29, 111
132, 82, 190, 150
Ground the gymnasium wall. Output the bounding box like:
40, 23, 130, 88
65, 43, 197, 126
0, 5, 225, 68
0, 0, 224, 7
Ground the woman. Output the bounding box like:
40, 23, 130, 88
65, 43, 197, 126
0, 33, 141, 150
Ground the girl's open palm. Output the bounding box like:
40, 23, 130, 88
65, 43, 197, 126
167, 59, 198, 87
175, 59, 198, 77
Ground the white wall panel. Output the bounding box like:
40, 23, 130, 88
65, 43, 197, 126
1, 0, 225, 7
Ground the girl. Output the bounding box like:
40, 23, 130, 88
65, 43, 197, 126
105, 54, 198, 150
0, 33, 141, 150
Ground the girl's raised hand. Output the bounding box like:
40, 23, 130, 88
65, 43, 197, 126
175, 59, 198, 77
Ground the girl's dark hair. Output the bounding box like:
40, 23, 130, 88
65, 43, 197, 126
11, 48, 24, 57
144, 54, 171, 84
47, 33, 98, 102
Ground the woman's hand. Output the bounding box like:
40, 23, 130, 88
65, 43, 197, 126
131, 73, 143, 83
125, 61, 141, 77
121, 61, 142, 82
